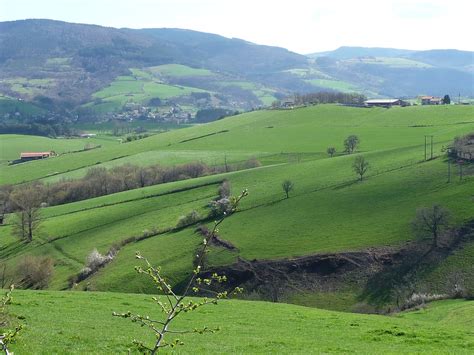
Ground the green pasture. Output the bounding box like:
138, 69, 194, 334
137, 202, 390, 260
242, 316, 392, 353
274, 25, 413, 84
0, 96, 45, 115
345, 57, 433, 68
306, 79, 359, 92
2, 77, 55, 97
86, 70, 210, 113
0, 134, 117, 165
0, 104, 473, 297
5, 291, 474, 354
2, 105, 472, 185
71, 121, 190, 134
41, 149, 268, 183
149, 64, 213, 77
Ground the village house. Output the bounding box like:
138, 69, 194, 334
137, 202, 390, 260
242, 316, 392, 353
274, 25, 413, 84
364, 99, 408, 107
420, 96, 443, 105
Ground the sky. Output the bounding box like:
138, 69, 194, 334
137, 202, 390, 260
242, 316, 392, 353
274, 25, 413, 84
0, 0, 472, 54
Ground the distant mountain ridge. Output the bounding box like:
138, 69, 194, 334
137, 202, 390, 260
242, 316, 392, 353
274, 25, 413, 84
309, 46, 473, 71
0, 20, 472, 122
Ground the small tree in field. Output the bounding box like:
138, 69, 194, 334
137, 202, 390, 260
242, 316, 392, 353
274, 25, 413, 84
352, 156, 369, 181
344, 135, 360, 154
11, 186, 43, 242
114, 190, 248, 353
412, 205, 451, 248
282, 180, 294, 199
326, 147, 336, 157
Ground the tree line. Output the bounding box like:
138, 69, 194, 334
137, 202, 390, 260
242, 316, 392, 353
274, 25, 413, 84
0, 159, 262, 242
275, 91, 367, 107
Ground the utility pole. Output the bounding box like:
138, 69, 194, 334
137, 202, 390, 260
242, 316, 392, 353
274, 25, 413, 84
447, 160, 451, 183
424, 136, 427, 161
424, 135, 434, 160
430, 135, 434, 160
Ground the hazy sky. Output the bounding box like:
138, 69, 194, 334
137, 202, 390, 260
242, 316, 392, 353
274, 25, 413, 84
1, 0, 472, 54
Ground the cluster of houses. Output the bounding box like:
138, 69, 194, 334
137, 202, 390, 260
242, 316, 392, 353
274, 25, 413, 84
104, 103, 192, 123
420, 96, 444, 105
364, 95, 449, 108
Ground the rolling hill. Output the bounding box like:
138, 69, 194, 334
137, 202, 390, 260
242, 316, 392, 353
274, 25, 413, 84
1, 104, 473, 311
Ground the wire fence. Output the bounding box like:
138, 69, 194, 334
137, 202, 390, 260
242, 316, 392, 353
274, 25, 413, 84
446, 160, 474, 182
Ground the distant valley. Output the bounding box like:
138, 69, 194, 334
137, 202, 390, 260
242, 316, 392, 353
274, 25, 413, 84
0, 19, 472, 126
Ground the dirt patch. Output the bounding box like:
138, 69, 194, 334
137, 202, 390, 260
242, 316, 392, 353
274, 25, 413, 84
200, 220, 474, 306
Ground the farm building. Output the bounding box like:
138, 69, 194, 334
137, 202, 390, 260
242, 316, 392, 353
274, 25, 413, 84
364, 99, 408, 107
20, 151, 53, 162
421, 96, 443, 105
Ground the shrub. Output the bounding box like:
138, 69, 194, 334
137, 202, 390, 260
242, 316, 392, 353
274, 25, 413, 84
209, 198, 233, 218
242, 158, 262, 169
176, 210, 201, 228
85, 248, 109, 271
402, 292, 448, 310
16, 256, 54, 289
218, 180, 231, 199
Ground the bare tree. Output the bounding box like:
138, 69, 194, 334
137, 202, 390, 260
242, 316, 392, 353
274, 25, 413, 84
412, 205, 451, 248
10, 186, 43, 242
0, 185, 13, 225
344, 135, 360, 154
326, 147, 336, 157
282, 180, 294, 199
352, 156, 369, 181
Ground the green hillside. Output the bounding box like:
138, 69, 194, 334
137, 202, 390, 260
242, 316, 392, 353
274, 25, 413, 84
5, 291, 474, 354
0, 134, 118, 165
2, 105, 473, 185
1, 105, 473, 309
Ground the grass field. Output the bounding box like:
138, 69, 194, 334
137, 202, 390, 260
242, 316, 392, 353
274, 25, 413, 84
345, 57, 433, 68
85, 69, 210, 113
1, 105, 473, 298
5, 291, 473, 354
2, 105, 472, 185
0, 96, 45, 115
149, 64, 214, 77
0, 134, 118, 165
305, 79, 360, 92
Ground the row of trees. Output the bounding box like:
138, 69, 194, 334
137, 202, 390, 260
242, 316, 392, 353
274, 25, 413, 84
284, 92, 367, 106
0, 159, 262, 242
1, 159, 261, 216
327, 134, 360, 158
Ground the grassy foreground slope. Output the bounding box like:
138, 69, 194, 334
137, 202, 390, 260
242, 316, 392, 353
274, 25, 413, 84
7, 291, 474, 354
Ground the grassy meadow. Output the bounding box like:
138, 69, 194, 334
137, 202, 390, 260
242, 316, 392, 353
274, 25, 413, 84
0, 134, 118, 166
1, 104, 473, 353
5, 290, 473, 354
0, 104, 473, 298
